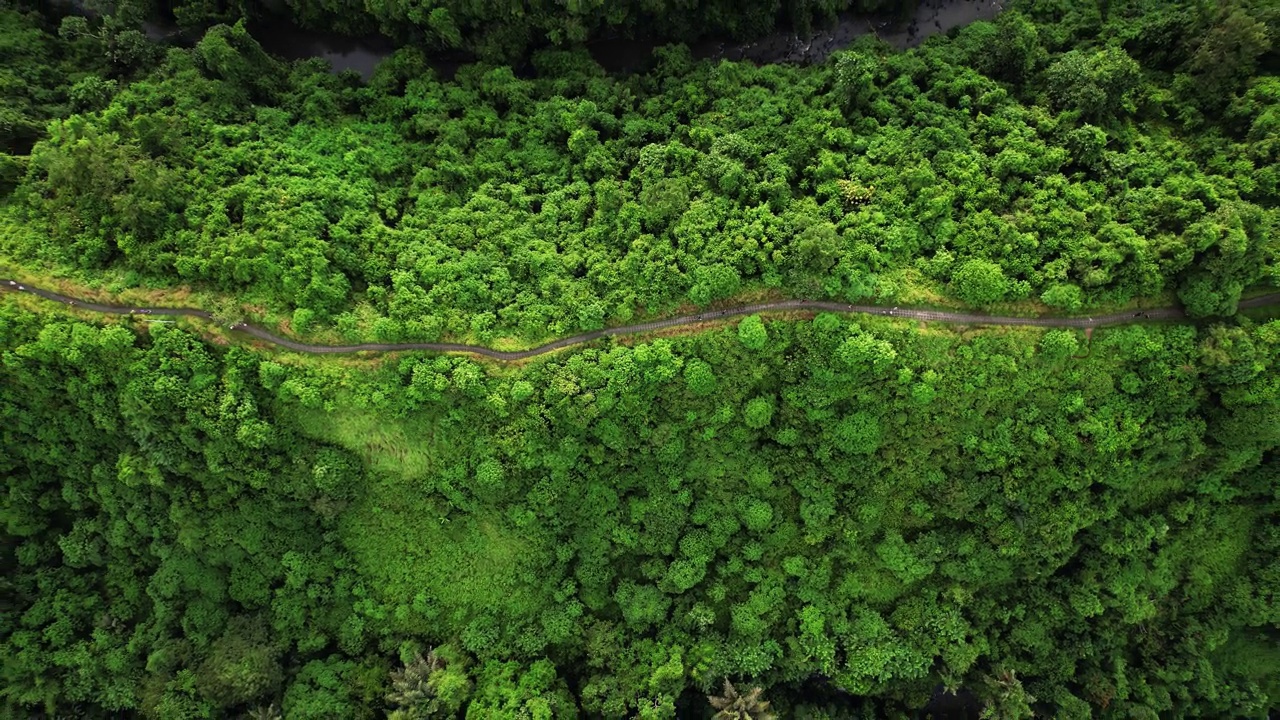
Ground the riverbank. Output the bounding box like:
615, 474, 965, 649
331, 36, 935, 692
272, 0, 1005, 78
59, 0, 1005, 80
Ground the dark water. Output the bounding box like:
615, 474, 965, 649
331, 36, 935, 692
923, 684, 983, 720
689, 0, 1006, 68
251, 0, 1004, 79
52, 0, 1004, 79
246, 19, 403, 80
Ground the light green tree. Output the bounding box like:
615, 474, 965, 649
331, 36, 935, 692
951, 259, 1010, 306
738, 315, 768, 351
708, 679, 777, 720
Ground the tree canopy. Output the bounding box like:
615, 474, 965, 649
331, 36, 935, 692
1, 0, 1279, 717
3, 0, 1277, 345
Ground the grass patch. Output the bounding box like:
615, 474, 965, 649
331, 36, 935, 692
339, 484, 550, 635
291, 399, 553, 636
1216, 633, 1280, 703
293, 406, 445, 482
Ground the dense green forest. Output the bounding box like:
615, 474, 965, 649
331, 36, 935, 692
4, 0, 1278, 346
2, 0, 1280, 717
5, 298, 1280, 719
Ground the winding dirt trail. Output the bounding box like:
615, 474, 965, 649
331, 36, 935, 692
3, 279, 1277, 361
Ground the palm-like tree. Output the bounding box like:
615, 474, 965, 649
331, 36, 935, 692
939, 667, 963, 697
707, 679, 777, 720
979, 669, 1037, 720
244, 703, 281, 720
387, 650, 445, 711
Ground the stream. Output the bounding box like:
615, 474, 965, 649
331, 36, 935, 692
190, 0, 1004, 80
54, 0, 1004, 80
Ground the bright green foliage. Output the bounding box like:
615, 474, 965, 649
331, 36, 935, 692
2, 1, 1280, 718
1039, 283, 1083, 312
740, 499, 775, 533
951, 259, 1010, 306
977, 670, 1036, 720
744, 396, 775, 428
6, 0, 1276, 335
738, 316, 769, 351
465, 659, 577, 718
829, 411, 881, 455
1039, 329, 1079, 358
0, 9, 115, 193
836, 330, 897, 374
684, 358, 718, 396
2, 301, 1277, 718
387, 647, 473, 719
1045, 47, 1142, 121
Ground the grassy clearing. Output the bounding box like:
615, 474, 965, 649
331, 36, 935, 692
339, 488, 548, 635
289, 398, 550, 635
293, 406, 445, 482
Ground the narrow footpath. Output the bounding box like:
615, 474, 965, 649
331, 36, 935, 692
4, 279, 1277, 361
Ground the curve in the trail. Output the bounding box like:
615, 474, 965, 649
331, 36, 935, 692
3, 279, 1278, 361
